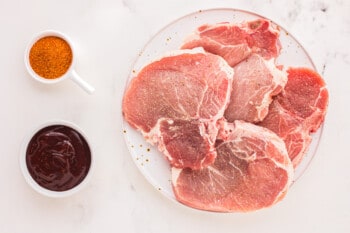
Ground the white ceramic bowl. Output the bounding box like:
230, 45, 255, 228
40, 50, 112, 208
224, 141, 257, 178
24, 30, 95, 94
24, 30, 76, 84
20, 120, 94, 198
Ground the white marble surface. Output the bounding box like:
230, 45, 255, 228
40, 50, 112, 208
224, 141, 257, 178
0, 0, 349, 232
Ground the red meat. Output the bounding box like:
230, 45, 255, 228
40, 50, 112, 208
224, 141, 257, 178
224, 54, 287, 123
259, 67, 329, 167
172, 121, 293, 212
181, 19, 281, 67
123, 49, 234, 169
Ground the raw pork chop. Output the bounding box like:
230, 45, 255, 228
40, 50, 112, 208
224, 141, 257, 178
157, 119, 216, 169
181, 19, 281, 67
277, 67, 329, 133
172, 121, 293, 212
224, 54, 287, 123
259, 101, 313, 167
259, 67, 329, 167
123, 49, 234, 169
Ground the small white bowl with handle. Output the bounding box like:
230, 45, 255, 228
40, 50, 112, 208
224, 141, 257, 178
24, 30, 95, 94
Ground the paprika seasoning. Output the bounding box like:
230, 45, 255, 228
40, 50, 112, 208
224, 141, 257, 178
29, 36, 73, 79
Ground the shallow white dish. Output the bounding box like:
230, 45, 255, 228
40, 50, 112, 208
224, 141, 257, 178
20, 119, 94, 198
122, 8, 323, 204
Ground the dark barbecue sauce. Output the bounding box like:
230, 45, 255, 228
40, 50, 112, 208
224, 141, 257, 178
26, 125, 91, 191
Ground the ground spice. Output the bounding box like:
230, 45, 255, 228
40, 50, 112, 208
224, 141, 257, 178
29, 36, 73, 79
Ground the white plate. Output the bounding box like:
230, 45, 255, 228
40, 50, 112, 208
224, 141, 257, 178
122, 8, 323, 203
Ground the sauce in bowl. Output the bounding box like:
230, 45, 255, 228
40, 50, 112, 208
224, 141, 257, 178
25, 125, 91, 192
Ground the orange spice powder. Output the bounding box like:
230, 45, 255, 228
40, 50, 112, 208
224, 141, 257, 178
29, 36, 73, 79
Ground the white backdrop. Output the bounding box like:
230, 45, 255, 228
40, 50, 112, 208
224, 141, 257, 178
0, 0, 349, 232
